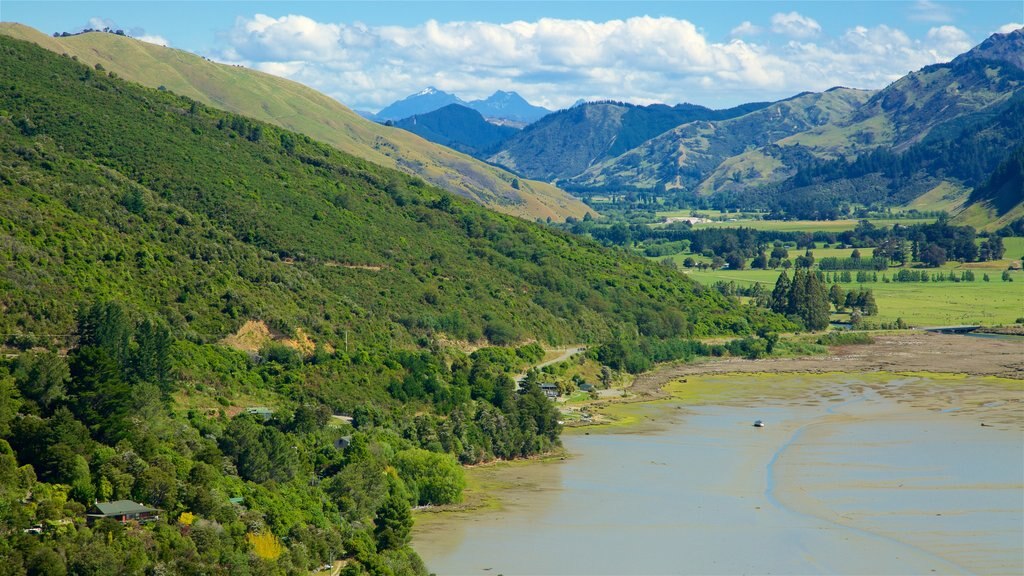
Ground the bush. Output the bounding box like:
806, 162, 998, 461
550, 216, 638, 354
816, 332, 875, 346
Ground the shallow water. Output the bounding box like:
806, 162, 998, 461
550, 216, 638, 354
413, 375, 1024, 575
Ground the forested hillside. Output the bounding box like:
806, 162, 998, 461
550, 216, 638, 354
0, 35, 789, 574
0, 23, 588, 222
393, 104, 518, 158
489, 100, 770, 182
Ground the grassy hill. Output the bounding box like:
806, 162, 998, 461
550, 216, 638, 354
0, 22, 589, 222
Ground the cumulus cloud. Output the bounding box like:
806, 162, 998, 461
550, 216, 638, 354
213, 14, 980, 111
136, 35, 170, 47
770, 12, 822, 38
730, 21, 762, 37
996, 23, 1023, 34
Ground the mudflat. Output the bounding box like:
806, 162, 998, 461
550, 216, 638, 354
413, 335, 1024, 575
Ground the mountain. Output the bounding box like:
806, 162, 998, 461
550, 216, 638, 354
0, 34, 793, 575
375, 86, 466, 120
490, 100, 772, 183
393, 104, 519, 158
467, 91, 551, 123
959, 26, 1024, 69
703, 30, 1024, 224
566, 89, 871, 191
0, 23, 588, 222
0, 32, 779, 355
376, 88, 551, 124
957, 146, 1024, 230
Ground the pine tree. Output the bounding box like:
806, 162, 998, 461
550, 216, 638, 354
770, 271, 791, 314
802, 271, 832, 330
787, 268, 808, 316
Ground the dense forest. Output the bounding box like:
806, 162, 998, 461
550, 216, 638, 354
0, 36, 792, 574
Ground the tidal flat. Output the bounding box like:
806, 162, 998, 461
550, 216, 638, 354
413, 371, 1024, 575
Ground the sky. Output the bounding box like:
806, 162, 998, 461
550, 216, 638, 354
3, 1, 1022, 111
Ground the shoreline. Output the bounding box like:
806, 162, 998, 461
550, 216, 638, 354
413, 334, 1023, 573
571, 331, 1023, 427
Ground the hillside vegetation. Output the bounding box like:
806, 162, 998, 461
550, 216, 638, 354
489, 100, 770, 182
0, 35, 790, 575
0, 23, 588, 222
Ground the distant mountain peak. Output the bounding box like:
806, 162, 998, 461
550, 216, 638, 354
957, 27, 1024, 70
416, 86, 441, 96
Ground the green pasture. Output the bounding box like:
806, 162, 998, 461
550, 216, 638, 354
689, 217, 936, 233
685, 268, 1024, 327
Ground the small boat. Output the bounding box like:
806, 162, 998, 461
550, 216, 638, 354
753, 419, 765, 428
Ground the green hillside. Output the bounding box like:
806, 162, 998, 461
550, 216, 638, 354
571, 88, 874, 192
697, 30, 1024, 206
489, 100, 769, 182
393, 104, 518, 158
0, 22, 589, 222
0, 35, 789, 575
0, 35, 781, 352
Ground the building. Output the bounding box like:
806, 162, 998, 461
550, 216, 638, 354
87, 500, 159, 524
245, 406, 275, 421
539, 383, 560, 399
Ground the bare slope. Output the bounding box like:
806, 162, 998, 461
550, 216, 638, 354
0, 23, 589, 221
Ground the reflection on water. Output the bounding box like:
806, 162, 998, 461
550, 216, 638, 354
413, 375, 1024, 576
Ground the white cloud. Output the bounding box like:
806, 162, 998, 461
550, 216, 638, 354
85, 17, 117, 31
136, 35, 170, 47
909, 0, 953, 23
996, 23, 1023, 34
730, 21, 762, 37
770, 12, 822, 39
213, 14, 980, 111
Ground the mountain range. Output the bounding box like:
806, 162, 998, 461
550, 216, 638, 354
0, 23, 588, 222
393, 104, 519, 158
373, 87, 552, 123
475, 27, 1022, 230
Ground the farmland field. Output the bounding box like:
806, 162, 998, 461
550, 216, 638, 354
686, 268, 1024, 327
688, 217, 937, 233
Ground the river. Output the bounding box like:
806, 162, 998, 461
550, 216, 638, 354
413, 372, 1024, 575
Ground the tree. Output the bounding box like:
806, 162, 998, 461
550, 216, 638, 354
683, 256, 696, 268
13, 351, 69, 413
829, 284, 846, 312
751, 252, 768, 269
725, 252, 746, 270
374, 494, 412, 551
393, 448, 465, 506
801, 271, 832, 330
769, 271, 791, 314
920, 243, 947, 267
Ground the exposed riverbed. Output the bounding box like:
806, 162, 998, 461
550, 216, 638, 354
413, 370, 1024, 575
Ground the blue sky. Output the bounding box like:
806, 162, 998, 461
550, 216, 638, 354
3, 1, 1022, 110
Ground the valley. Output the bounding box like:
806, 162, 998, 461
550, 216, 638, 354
0, 6, 1021, 576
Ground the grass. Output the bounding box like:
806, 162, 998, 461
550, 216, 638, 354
690, 217, 937, 233
686, 268, 1024, 326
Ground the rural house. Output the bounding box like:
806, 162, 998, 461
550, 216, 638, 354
87, 500, 159, 524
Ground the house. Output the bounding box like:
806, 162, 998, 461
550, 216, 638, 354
87, 500, 159, 524
539, 383, 560, 399
245, 407, 274, 421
